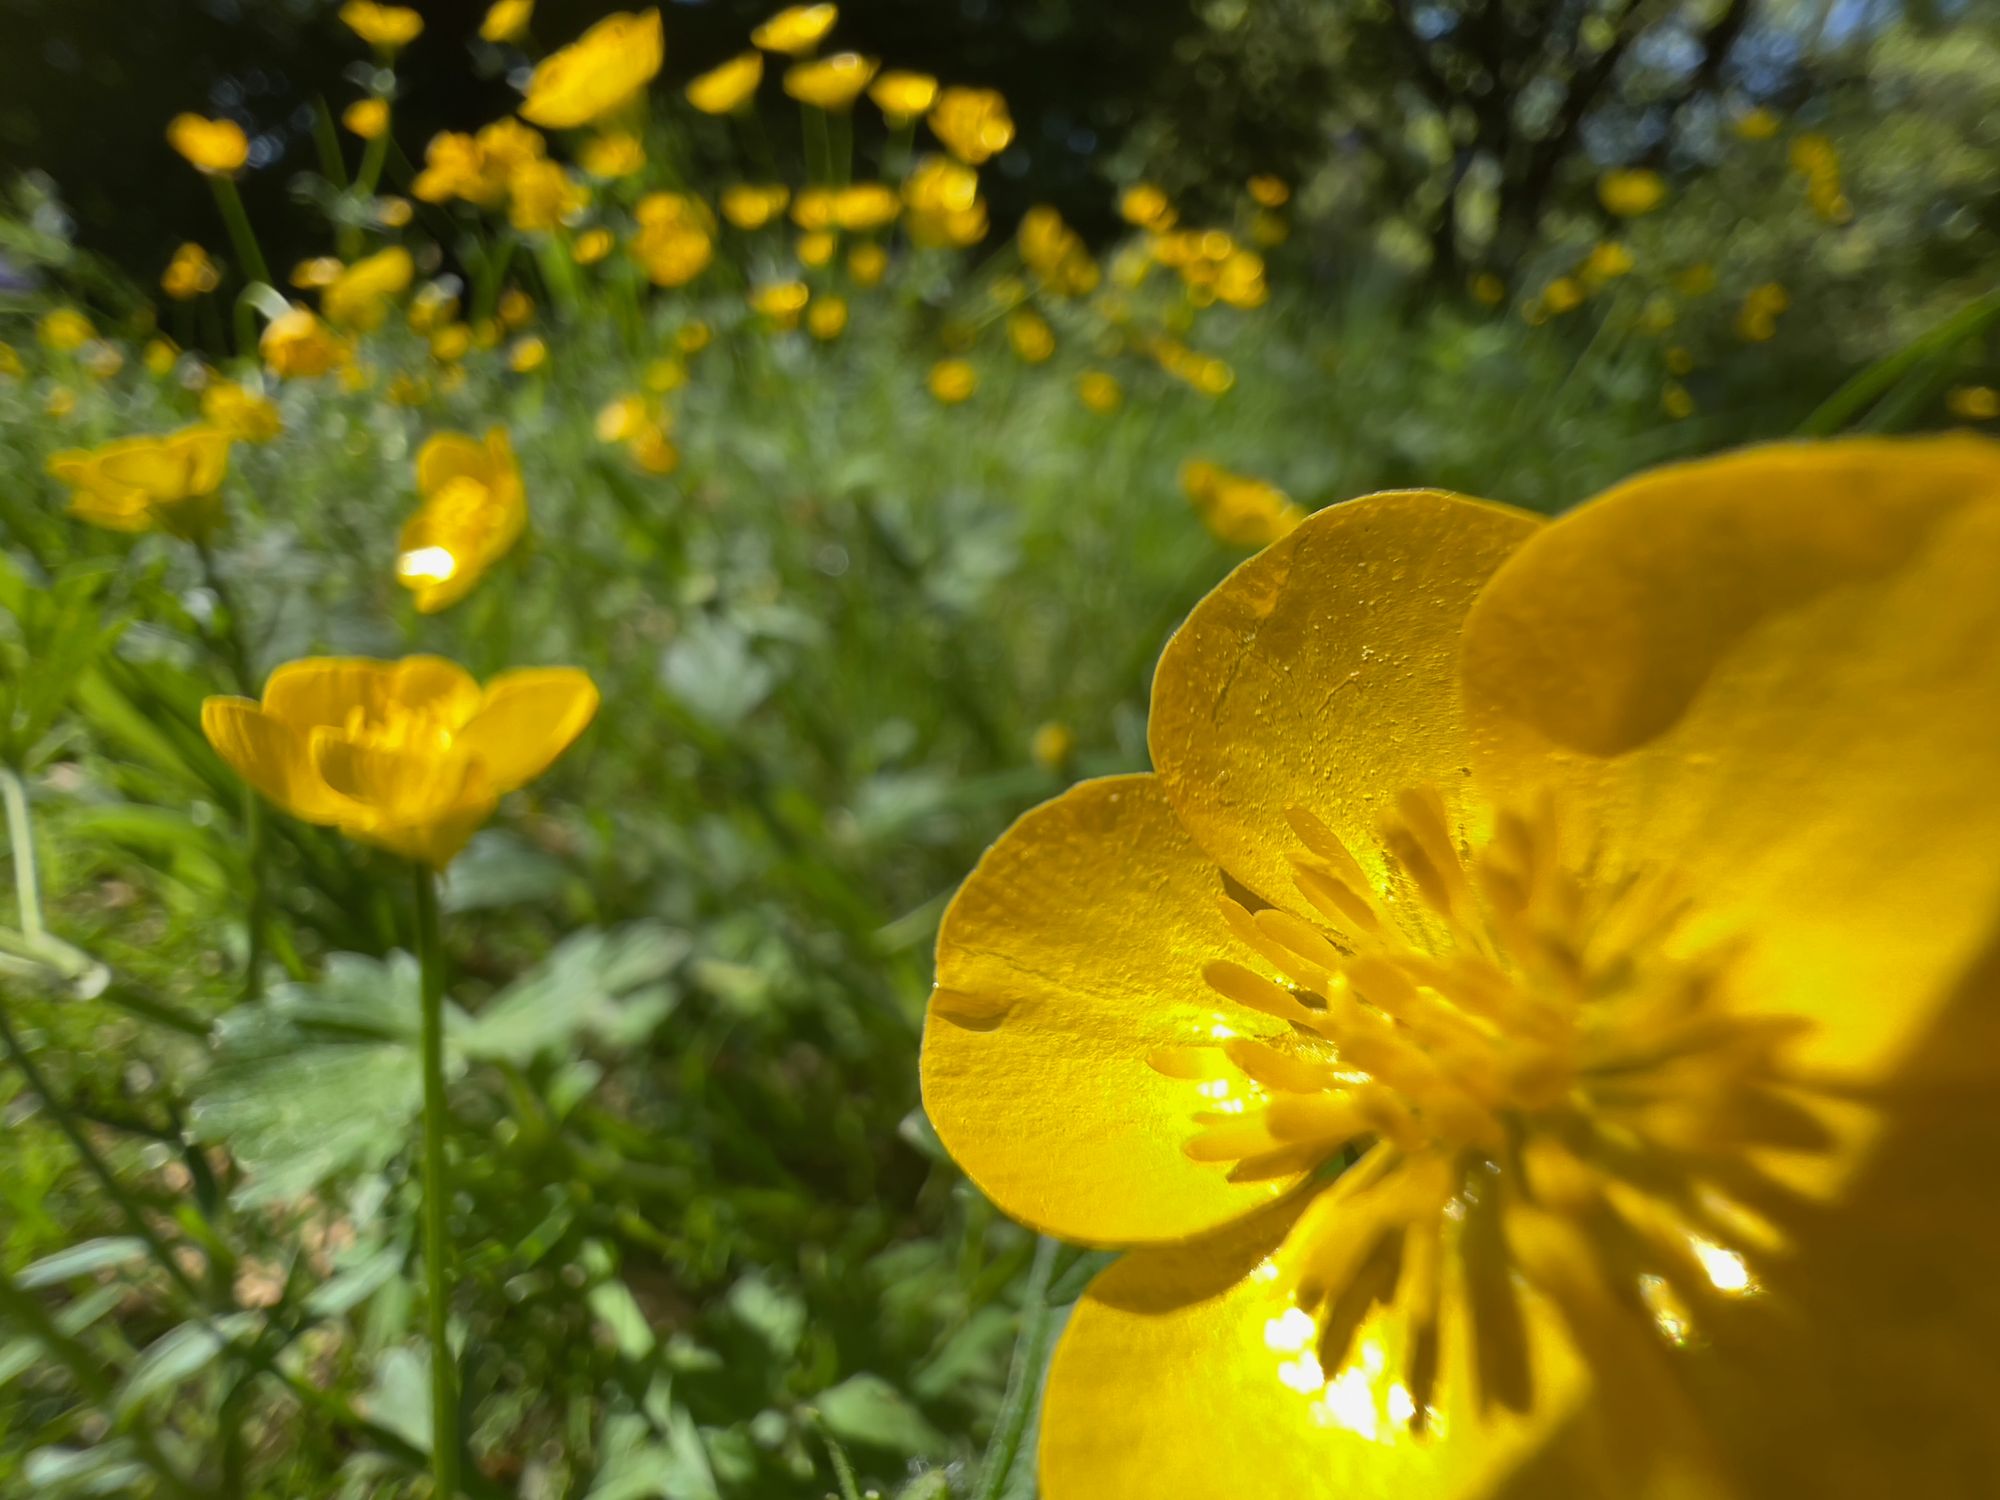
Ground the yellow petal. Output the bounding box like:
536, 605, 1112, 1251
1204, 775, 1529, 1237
308, 732, 493, 867
1040, 1195, 1595, 1500
1149, 491, 1541, 909
455, 667, 600, 794
261, 655, 483, 733
922, 774, 1299, 1246
416, 431, 495, 497
200, 697, 357, 825
1460, 437, 2000, 1086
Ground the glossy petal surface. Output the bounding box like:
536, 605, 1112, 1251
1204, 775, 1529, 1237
200, 698, 356, 824
457, 668, 600, 793
262, 655, 483, 734
922, 774, 1299, 1246
1150, 490, 1540, 908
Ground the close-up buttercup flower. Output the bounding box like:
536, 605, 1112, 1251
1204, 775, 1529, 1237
47, 425, 232, 539
783, 53, 878, 111
481, 0, 534, 44
321, 246, 414, 331
687, 51, 765, 114
751, 4, 837, 56
202, 656, 598, 868
868, 69, 938, 123
396, 428, 528, 614
520, 9, 665, 129
340, 0, 423, 52
161, 242, 221, 300
928, 86, 1013, 165
923, 437, 2000, 1500
260, 305, 347, 378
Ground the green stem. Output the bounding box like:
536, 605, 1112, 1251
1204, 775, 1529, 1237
195, 542, 268, 1002
972, 1236, 1060, 1500
809, 1414, 864, 1500
1800, 283, 2000, 436
209, 176, 272, 289
801, 102, 833, 184
413, 863, 461, 1499
2, 764, 43, 945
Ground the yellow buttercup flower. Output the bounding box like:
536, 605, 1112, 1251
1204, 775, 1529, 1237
375, 195, 414, 227
396, 429, 527, 614
831, 182, 899, 232
413, 132, 506, 207
202, 656, 597, 868
167, 114, 249, 175
721, 182, 790, 230
596, 394, 654, 443
1076, 369, 1121, 414
343, 97, 390, 140
677, 322, 711, 354
629, 192, 714, 285
508, 335, 548, 373
201, 380, 283, 442
0, 343, 23, 379
629, 423, 678, 475
1542, 275, 1584, 315
1469, 271, 1505, 306
797, 229, 836, 267
340, 0, 422, 50
1597, 166, 1666, 216
1030, 721, 1076, 772
144, 339, 179, 377
1119, 182, 1176, 231
261, 306, 347, 378
927, 357, 976, 404
748, 280, 810, 328
481, 0, 534, 43
498, 288, 534, 327
1247, 173, 1290, 208
806, 294, 848, 340
162, 243, 221, 300
783, 52, 877, 110
508, 159, 589, 232
45, 386, 76, 418
430, 323, 473, 362
1179, 458, 1300, 546
572, 226, 614, 263
686, 51, 764, 114
520, 9, 664, 129
581, 131, 645, 177
924, 436, 2000, 1500
751, 4, 837, 56
1007, 308, 1054, 364
1734, 105, 1779, 140
47, 426, 232, 540
643, 357, 685, 393
1579, 239, 1633, 286
790, 186, 837, 229
1947, 385, 2000, 421
1662, 379, 1695, 418
1018, 207, 1098, 297
321, 246, 415, 330
292, 256, 344, 289
928, 86, 1012, 164
847, 241, 887, 287
38, 308, 95, 352
903, 155, 986, 247
869, 69, 937, 123
1735, 280, 1788, 342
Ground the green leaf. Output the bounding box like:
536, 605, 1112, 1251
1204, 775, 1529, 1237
116, 1312, 258, 1413
440, 828, 579, 914
462, 922, 687, 1064
587, 1408, 719, 1500
17, 1236, 149, 1289
725, 1273, 805, 1361
813, 1372, 947, 1458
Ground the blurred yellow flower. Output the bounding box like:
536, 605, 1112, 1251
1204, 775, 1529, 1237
832, 182, 899, 232
1788, 132, 1837, 177
1247, 174, 1289, 208
408, 282, 460, 333
1008, 308, 1055, 364
509, 160, 589, 231
1597, 165, 1665, 215
387, 373, 430, 407
0, 343, 23, 379
923, 438, 2000, 1500
630, 192, 715, 285
1179, 457, 1300, 546
292, 256, 344, 289
1076, 369, 1121, 414
928, 357, 976, 404
498, 288, 534, 326
167, 114, 249, 175
848, 241, 887, 286
596, 394, 654, 442
1735, 105, 1779, 140
1119, 182, 1176, 231
807, 295, 848, 340
397, 428, 527, 614
343, 97, 390, 140
722, 182, 790, 229
1214, 249, 1267, 309
903, 155, 986, 247
81, 341, 124, 380
322, 246, 415, 330
430, 323, 474, 362
1662, 380, 1695, 418
751, 4, 837, 56
869, 69, 937, 123
686, 51, 764, 114
1946, 385, 2000, 421
790, 186, 837, 229
1735, 280, 1788, 341
1030, 721, 1075, 772
520, 9, 664, 129
1019, 206, 1098, 296
202, 656, 597, 868
928, 86, 1013, 164
162, 243, 221, 300
45, 386, 76, 418
1542, 275, 1584, 314
1468, 271, 1505, 306
581, 131, 646, 177
144, 339, 178, 377
340, 0, 423, 51
573, 226, 614, 263
481, 0, 534, 44
262, 306, 347, 378
508, 335, 549, 372
629, 422, 679, 474
643, 357, 686, 393
202, 380, 283, 442
1580, 239, 1634, 285
48, 425, 232, 540
413, 132, 505, 207
749, 280, 810, 328
797, 229, 836, 266
38, 308, 95, 352
784, 52, 877, 110
376, 195, 414, 227
678, 321, 712, 353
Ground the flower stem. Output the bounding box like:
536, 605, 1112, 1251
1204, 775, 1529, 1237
209, 176, 272, 289
195, 541, 268, 1002
412, 863, 461, 1499
2, 763, 44, 945
972, 1235, 1060, 1500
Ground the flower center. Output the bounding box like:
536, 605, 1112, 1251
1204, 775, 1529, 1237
1154, 788, 1828, 1438
340, 702, 460, 756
